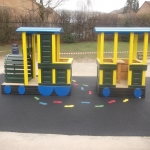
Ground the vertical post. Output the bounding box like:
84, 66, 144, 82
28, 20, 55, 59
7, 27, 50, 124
128, 32, 134, 86
113, 32, 118, 85
52, 34, 56, 84
143, 32, 149, 64
56, 34, 60, 62
99, 33, 104, 85
133, 34, 138, 60
37, 34, 41, 84
32, 34, 36, 78
100, 33, 104, 63
97, 34, 101, 59
22, 32, 28, 85
113, 32, 118, 64
142, 32, 149, 86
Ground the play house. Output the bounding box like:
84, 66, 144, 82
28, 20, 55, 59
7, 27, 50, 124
94, 27, 150, 98
1, 27, 73, 96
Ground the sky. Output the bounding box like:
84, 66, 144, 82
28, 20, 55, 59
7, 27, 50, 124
56, 0, 146, 13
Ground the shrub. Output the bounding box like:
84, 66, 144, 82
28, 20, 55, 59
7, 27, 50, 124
61, 34, 77, 43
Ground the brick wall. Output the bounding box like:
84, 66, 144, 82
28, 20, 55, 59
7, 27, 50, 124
137, 2, 150, 15
0, 0, 39, 16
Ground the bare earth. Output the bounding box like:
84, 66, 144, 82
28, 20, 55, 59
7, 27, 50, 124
0, 56, 150, 150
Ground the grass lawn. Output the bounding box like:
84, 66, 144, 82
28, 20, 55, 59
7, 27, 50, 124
0, 42, 150, 61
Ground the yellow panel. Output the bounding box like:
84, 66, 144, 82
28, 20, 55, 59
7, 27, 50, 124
32, 34, 36, 78
129, 33, 134, 64
133, 34, 138, 60
128, 70, 132, 86
142, 71, 146, 86
56, 35, 60, 62
113, 70, 116, 85
143, 32, 149, 64
99, 70, 103, 84
67, 69, 71, 84
100, 33, 104, 63
113, 32, 118, 64
22, 32, 28, 85
52, 69, 56, 84
52, 34, 56, 63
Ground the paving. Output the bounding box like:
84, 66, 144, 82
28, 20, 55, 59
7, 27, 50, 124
0, 58, 150, 149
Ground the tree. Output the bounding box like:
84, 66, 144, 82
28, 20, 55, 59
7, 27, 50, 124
22, 0, 68, 22
123, 0, 139, 13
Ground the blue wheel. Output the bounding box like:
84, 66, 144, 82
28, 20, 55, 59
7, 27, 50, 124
18, 85, 25, 95
4, 85, 11, 94
102, 87, 110, 97
134, 88, 142, 98
54, 86, 70, 96
38, 86, 54, 96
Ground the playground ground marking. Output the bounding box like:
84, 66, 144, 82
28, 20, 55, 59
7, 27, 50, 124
39, 102, 47, 105
123, 99, 129, 103
88, 91, 92, 95
81, 102, 90, 104
95, 105, 104, 108
64, 105, 74, 108
34, 96, 39, 100
53, 101, 62, 104
81, 87, 84, 90
108, 100, 116, 104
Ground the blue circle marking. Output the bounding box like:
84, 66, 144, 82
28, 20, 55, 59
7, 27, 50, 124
134, 88, 142, 98
38, 86, 53, 96
54, 86, 70, 96
102, 87, 110, 97
18, 85, 25, 95
4, 85, 11, 94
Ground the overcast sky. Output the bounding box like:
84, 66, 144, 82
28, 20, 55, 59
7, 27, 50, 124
56, 0, 146, 13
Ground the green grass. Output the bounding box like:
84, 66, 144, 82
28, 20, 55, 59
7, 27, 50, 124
0, 42, 150, 61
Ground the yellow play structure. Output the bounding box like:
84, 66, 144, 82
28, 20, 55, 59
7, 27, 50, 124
94, 27, 149, 98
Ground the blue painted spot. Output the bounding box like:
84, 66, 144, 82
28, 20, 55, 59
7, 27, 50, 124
54, 86, 70, 96
134, 88, 142, 98
38, 86, 54, 96
18, 85, 25, 95
81, 87, 84, 90
39, 102, 47, 105
102, 87, 110, 97
4, 85, 11, 94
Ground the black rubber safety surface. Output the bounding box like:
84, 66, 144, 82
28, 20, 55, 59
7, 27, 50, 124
0, 74, 150, 136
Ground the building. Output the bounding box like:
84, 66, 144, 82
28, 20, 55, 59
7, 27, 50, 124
137, 1, 150, 15
0, 0, 38, 16
0, 0, 60, 23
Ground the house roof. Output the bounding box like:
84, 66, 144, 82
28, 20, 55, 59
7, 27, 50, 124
146, 1, 150, 4
93, 27, 150, 34
16, 27, 64, 34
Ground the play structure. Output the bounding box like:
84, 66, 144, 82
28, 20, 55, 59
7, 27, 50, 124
1, 27, 73, 96
1, 27, 150, 98
94, 27, 150, 98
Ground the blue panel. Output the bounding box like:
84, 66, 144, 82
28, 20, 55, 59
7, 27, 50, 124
134, 88, 142, 98
102, 87, 110, 97
18, 85, 25, 95
38, 86, 54, 96
4, 85, 11, 94
54, 86, 70, 96
93, 27, 150, 34
16, 27, 64, 34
